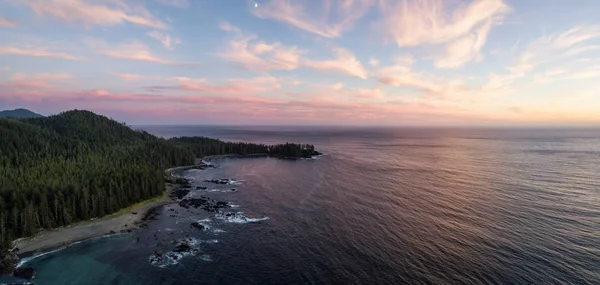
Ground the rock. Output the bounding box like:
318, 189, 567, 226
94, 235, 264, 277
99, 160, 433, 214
230, 188, 237, 192
131, 211, 138, 215
173, 189, 190, 199
0, 250, 19, 275
174, 242, 192, 253
190, 222, 205, 230
196, 186, 208, 190
14, 267, 35, 280
179, 200, 189, 209
109, 230, 116, 234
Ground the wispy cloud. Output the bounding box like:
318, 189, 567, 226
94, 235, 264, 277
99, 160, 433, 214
252, 0, 372, 38
146, 31, 181, 50
1, 66, 10, 71
218, 21, 304, 72
433, 21, 492, 68
377, 0, 510, 68
377, 0, 511, 46
155, 0, 190, 8
85, 38, 198, 65
0, 72, 73, 89
377, 64, 469, 99
304, 48, 368, 79
147, 76, 281, 94
0, 45, 86, 60
0, 18, 17, 27
18, 0, 167, 29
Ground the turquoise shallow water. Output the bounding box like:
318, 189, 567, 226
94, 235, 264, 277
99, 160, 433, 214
7, 127, 600, 285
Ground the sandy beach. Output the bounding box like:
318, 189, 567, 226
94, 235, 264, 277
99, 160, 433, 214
13, 165, 194, 257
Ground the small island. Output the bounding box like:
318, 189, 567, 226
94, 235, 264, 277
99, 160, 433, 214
0, 109, 320, 280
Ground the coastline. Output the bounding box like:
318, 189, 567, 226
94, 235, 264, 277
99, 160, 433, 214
13, 165, 193, 260
12, 153, 284, 262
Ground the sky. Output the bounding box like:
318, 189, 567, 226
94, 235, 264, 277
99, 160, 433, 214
0, 0, 599, 126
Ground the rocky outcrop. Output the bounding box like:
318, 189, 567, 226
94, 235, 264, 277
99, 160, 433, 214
0, 249, 19, 275
178, 196, 230, 212
190, 222, 205, 230
13, 267, 35, 280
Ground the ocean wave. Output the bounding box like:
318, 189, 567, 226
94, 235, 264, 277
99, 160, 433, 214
148, 237, 206, 268
200, 254, 213, 262
214, 212, 270, 224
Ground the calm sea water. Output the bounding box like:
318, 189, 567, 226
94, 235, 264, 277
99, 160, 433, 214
11, 127, 600, 284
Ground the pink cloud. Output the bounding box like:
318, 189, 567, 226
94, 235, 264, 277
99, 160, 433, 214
0, 18, 17, 27
303, 48, 368, 79
148, 76, 281, 94
146, 31, 181, 50
377, 0, 510, 47
377, 64, 470, 99
19, 0, 167, 29
85, 38, 198, 65
0, 46, 85, 60
218, 37, 303, 72
252, 0, 373, 38
0, 72, 73, 90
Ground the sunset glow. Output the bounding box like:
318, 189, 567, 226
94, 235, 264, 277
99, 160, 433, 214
1, 0, 599, 125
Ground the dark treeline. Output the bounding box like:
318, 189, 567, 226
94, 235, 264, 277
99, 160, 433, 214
0, 110, 319, 256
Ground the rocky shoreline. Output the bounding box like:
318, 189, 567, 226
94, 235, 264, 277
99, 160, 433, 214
0, 164, 198, 282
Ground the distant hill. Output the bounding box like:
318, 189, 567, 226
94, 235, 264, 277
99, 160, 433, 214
0, 108, 44, 118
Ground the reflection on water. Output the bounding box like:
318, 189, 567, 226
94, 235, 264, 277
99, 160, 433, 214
22, 127, 600, 284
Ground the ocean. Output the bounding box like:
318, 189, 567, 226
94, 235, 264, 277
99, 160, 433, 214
10, 127, 600, 284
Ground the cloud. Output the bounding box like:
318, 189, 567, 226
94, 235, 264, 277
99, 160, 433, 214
155, 0, 189, 8
218, 31, 304, 72
369, 58, 379, 67
0, 46, 85, 60
532, 67, 568, 83
148, 76, 281, 94
0, 18, 17, 27
377, 64, 469, 99
434, 20, 492, 68
394, 54, 415, 66
303, 48, 368, 79
489, 25, 600, 90
219, 20, 242, 34
85, 38, 198, 65
377, 0, 511, 46
377, 0, 509, 68
1, 66, 10, 71
0, 72, 73, 89
251, 0, 372, 38
147, 31, 181, 50
18, 0, 167, 29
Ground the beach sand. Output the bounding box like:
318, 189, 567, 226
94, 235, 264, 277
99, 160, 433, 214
13, 166, 193, 257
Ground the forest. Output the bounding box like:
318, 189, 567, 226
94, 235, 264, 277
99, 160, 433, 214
0, 110, 320, 255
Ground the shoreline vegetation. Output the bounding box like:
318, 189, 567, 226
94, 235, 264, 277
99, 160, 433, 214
0, 109, 321, 279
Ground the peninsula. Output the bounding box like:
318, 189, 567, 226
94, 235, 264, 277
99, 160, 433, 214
0, 109, 321, 277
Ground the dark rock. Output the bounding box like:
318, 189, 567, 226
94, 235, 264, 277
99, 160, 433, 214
131, 212, 137, 215
14, 267, 35, 280
174, 243, 192, 253
173, 189, 190, 199
196, 186, 208, 190
190, 222, 205, 230
0, 250, 19, 275
109, 230, 116, 234
179, 199, 189, 209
